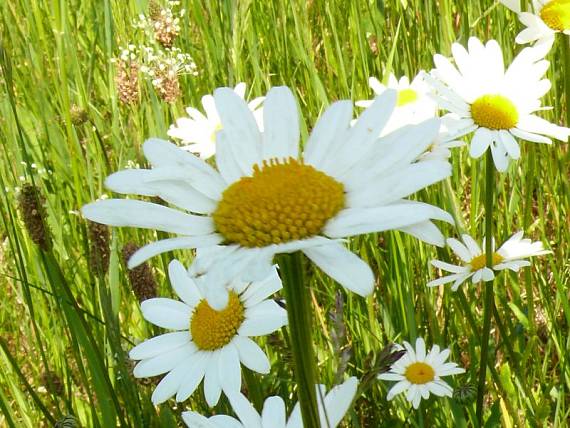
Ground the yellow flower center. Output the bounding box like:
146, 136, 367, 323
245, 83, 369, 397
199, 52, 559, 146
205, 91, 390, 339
213, 158, 345, 248
397, 88, 418, 106
405, 362, 435, 384
190, 291, 245, 351
470, 252, 504, 271
540, 0, 570, 31
471, 95, 519, 130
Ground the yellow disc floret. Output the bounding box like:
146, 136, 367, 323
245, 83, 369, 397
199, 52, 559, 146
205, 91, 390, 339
213, 158, 345, 248
470, 252, 504, 271
471, 94, 519, 130
397, 88, 418, 106
540, 0, 570, 31
405, 362, 435, 385
190, 291, 245, 351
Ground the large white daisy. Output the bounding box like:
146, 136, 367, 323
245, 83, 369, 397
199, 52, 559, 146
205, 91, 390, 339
427, 231, 551, 291
356, 72, 437, 135
82, 86, 453, 309
167, 82, 264, 159
181, 377, 358, 428
378, 338, 464, 409
428, 37, 570, 171
129, 259, 287, 406
500, 0, 570, 45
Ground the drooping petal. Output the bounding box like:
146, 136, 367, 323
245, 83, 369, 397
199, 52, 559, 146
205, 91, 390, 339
302, 242, 375, 296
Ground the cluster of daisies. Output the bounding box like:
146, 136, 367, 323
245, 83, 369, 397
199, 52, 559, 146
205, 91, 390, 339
83, 1, 566, 425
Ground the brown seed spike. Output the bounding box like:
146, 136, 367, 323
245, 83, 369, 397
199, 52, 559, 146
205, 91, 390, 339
122, 242, 157, 302
18, 184, 52, 250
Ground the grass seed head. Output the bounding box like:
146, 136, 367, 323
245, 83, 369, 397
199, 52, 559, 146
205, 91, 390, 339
18, 184, 52, 250
122, 242, 157, 302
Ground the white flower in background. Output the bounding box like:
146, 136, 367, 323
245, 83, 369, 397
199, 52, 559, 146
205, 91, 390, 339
418, 115, 467, 162
356, 72, 437, 135
129, 260, 286, 406
378, 338, 464, 409
500, 0, 570, 45
168, 83, 265, 159
181, 377, 358, 428
82, 86, 453, 309
427, 231, 551, 291
428, 37, 570, 171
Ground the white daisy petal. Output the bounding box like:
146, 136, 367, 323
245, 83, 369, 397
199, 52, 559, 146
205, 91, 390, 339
127, 234, 223, 269
175, 351, 209, 402
168, 260, 202, 307
82, 199, 214, 236
321, 377, 358, 427
133, 342, 196, 378
261, 397, 286, 428
129, 331, 190, 360
262, 86, 300, 160
227, 392, 263, 428
219, 343, 242, 395
233, 336, 271, 374
204, 350, 223, 407
302, 242, 375, 296
182, 412, 221, 428
239, 300, 287, 336
141, 298, 191, 330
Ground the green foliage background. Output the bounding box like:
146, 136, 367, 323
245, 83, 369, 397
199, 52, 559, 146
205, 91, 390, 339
0, 0, 568, 426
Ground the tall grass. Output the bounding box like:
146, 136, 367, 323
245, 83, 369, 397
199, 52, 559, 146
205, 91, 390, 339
0, 0, 568, 426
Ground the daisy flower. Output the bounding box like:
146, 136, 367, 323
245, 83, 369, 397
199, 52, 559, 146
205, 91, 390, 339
356, 72, 437, 135
181, 377, 358, 428
428, 37, 570, 171
129, 259, 287, 406
427, 231, 551, 291
418, 116, 467, 162
500, 0, 570, 45
167, 82, 264, 159
82, 86, 453, 309
378, 338, 464, 409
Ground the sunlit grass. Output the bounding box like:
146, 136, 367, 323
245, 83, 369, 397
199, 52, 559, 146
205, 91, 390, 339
0, 0, 569, 426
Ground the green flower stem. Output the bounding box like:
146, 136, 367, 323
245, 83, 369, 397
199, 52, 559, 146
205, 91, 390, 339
475, 149, 495, 426
278, 252, 320, 428
562, 35, 570, 134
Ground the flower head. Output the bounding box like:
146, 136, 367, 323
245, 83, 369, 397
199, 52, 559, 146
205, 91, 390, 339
129, 260, 287, 406
167, 83, 264, 159
428, 37, 570, 171
427, 231, 551, 291
181, 377, 358, 428
500, 0, 570, 45
356, 72, 437, 135
378, 338, 465, 409
82, 86, 453, 309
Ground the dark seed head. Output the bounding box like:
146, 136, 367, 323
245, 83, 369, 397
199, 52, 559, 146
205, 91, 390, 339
18, 184, 52, 250
122, 242, 157, 302
87, 221, 110, 276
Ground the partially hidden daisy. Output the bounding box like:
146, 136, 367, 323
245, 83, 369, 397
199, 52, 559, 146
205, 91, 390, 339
82, 86, 454, 309
356, 72, 437, 135
181, 377, 358, 428
427, 231, 551, 291
167, 82, 264, 159
428, 37, 570, 171
378, 338, 464, 409
129, 259, 287, 406
500, 0, 570, 45
418, 115, 467, 162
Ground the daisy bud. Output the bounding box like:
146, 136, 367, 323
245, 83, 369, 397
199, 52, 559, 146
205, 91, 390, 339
87, 221, 110, 276
122, 242, 157, 302
18, 184, 52, 250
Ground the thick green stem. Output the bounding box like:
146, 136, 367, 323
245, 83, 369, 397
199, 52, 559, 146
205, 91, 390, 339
562, 35, 570, 133
278, 252, 320, 428
475, 149, 495, 426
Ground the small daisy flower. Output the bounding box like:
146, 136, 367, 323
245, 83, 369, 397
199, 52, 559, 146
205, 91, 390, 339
167, 83, 264, 159
356, 72, 437, 135
129, 260, 287, 406
500, 0, 570, 45
181, 377, 358, 428
427, 231, 551, 291
378, 338, 465, 409
83, 86, 453, 309
418, 115, 467, 162
428, 37, 570, 171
